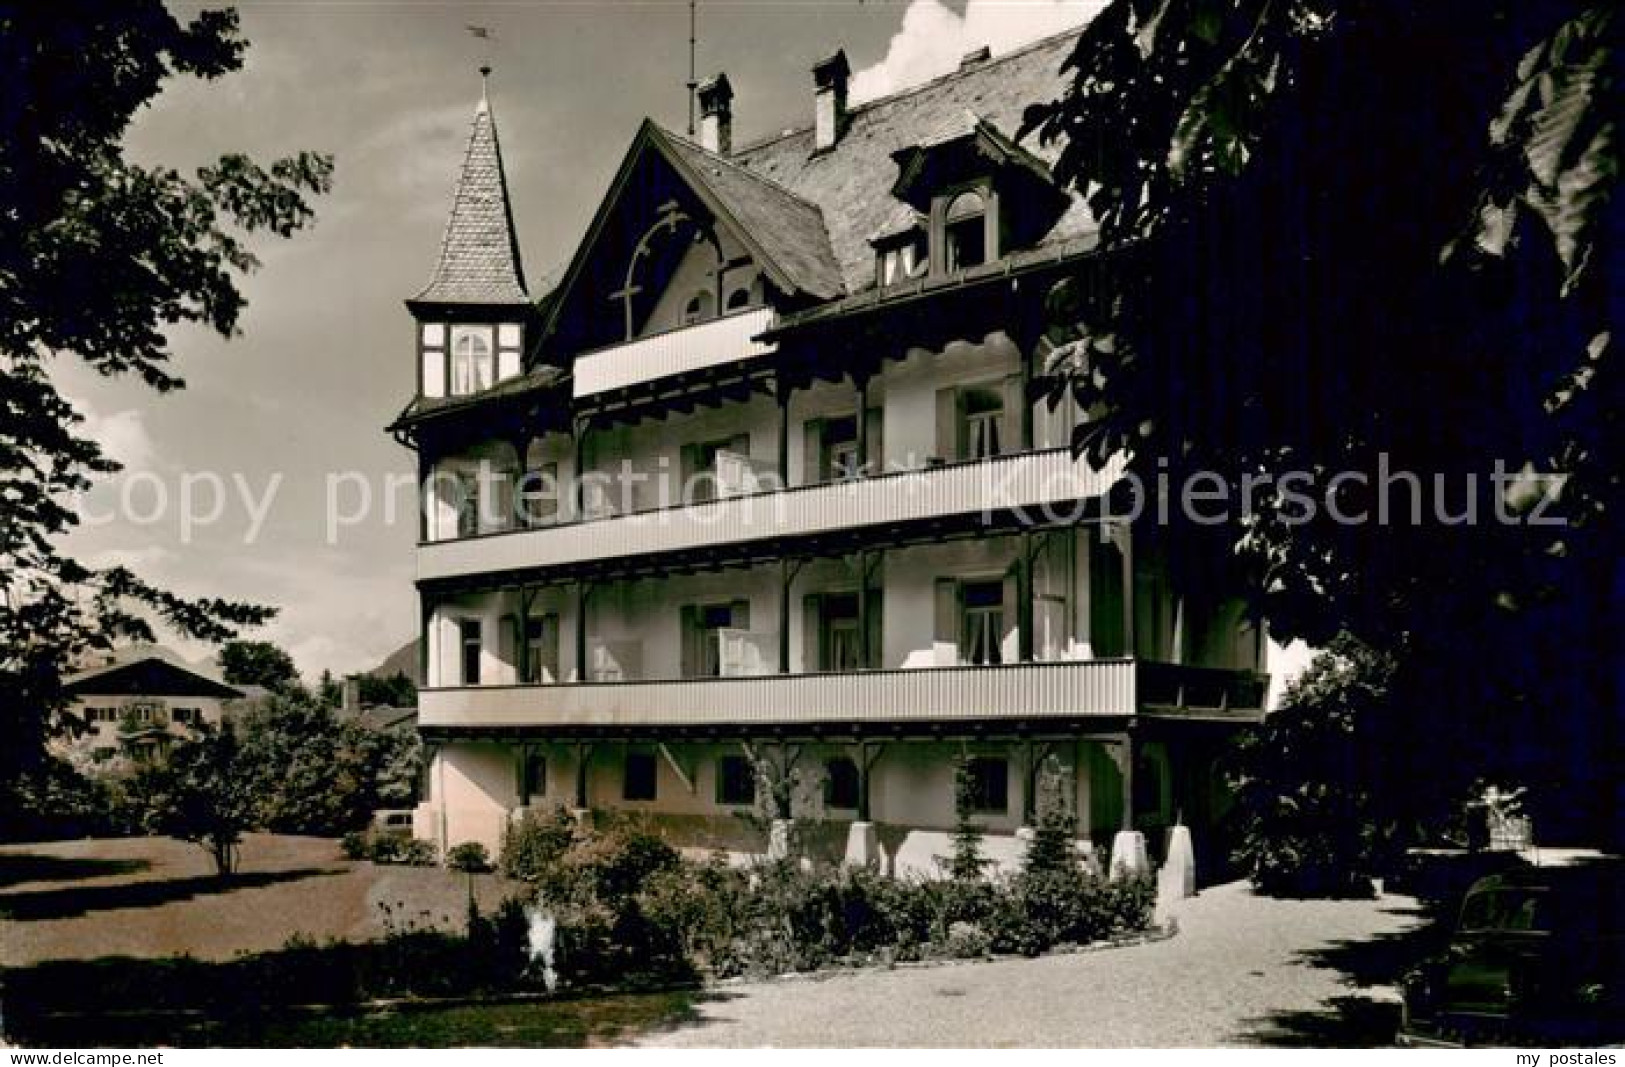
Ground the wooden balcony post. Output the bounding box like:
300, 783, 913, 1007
574, 581, 591, 682
775, 373, 791, 486
573, 742, 592, 810
778, 558, 793, 674
854, 371, 871, 476
416, 447, 432, 543
1118, 727, 1137, 831
419, 594, 434, 687
514, 584, 535, 684
1017, 531, 1035, 663
1119, 523, 1136, 657
571, 414, 590, 519
856, 740, 883, 822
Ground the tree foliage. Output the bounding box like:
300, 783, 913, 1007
237, 689, 420, 835
1025, 0, 1621, 839
220, 639, 300, 692
139, 725, 254, 875
1228, 635, 1403, 896
0, 6, 332, 799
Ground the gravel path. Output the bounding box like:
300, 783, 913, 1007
636, 882, 1427, 1047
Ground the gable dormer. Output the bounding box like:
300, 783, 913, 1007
538, 113, 842, 362
407, 69, 536, 400
887, 111, 1068, 280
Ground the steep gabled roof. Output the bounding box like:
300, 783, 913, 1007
728, 27, 1093, 293
412, 78, 530, 307
540, 120, 845, 345
62, 655, 243, 700
658, 128, 844, 300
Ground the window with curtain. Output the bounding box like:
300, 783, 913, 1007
962, 386, 1003, 460
819, 593, 863, 671
821, 416, 859, 481
960, 580, 1004, 666
449, 326, 494, 396
523, 614, 559, 684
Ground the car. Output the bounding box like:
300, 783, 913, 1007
1398, 862, 1625, 1047
370, 808, 416, 839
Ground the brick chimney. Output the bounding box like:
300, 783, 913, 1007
959, 45, 992, 70
697, 73, 733, 155
812, 49, 850, 153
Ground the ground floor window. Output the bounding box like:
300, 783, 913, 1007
623, 751, 658, 801
717, 755, 756, 806
519, 751, 546, 804
964, 756, 1009, 814
824, 757, 860, 810
459, 618, 482, 686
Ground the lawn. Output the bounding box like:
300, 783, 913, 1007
0, 834, 516, 966
11, 989, 717, 1048
1, 833, 627, 1047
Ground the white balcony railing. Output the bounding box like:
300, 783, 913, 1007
418, 448, 1125, 584
420, 659, 1143, 729
716, 628, 776, 677
573, 308, 777, 399
588, 639, 643, 683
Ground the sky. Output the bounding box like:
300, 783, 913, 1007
58, 0, 1106, 680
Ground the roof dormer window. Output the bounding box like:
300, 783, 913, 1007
943, 191, 988, 272
876, 229, 927, 288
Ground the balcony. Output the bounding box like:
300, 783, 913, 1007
417, 659, 1267, 731
418, 447, 1125, 585
573, 307, 777, 399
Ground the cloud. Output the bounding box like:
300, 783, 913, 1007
851, 0, 1109, 104
353, 102, 477, 214
72, 398, 159, 472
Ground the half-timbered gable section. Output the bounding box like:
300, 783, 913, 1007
536, 121, 841, 364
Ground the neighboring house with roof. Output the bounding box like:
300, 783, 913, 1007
57, 649, 242, 764
388, 34, 1278, 876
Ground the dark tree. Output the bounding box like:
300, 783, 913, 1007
139, 726, 254, 875
1228, 636, 1403, 896
0, 3, 332, 824
220, 639, 300, 692
1025, 1, 1620, 842
358, 671, 417, 708
238, 689, 420, 835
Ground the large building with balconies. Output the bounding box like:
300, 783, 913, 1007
390, 30, 1276, 875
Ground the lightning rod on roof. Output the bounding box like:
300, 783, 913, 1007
686, 0, 699, 137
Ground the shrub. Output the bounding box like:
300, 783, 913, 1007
339, 829, 369, 860
445, 840, 491, 873
1229, 635, 1403, 897
354, 833, 436, 866
499, 807, 578, 882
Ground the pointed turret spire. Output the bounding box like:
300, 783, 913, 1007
412, 68, 529, 306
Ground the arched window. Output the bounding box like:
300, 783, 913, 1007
944, 191, 987, 272
449, 326, 494, 395
683, 289, 714, 326
726, 286, 752, 311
